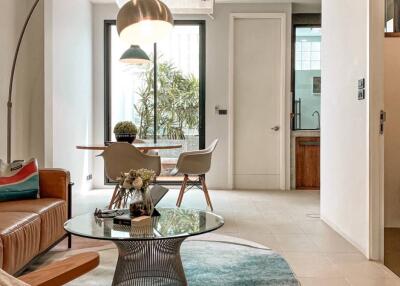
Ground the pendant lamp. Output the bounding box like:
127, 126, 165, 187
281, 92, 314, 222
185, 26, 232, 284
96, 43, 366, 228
120, 45, 150, 64
117, 0, 173, 45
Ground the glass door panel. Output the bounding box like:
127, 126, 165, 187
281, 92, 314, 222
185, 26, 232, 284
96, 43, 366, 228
156, 25, 201, 179
109, 25, 154, 142
106, 21, 205, 184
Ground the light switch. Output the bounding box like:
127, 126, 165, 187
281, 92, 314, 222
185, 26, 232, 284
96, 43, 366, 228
358, 78, 365, 89
358, 89, 365, 100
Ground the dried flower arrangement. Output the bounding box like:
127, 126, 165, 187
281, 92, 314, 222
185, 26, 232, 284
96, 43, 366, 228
108, 168, 155, 215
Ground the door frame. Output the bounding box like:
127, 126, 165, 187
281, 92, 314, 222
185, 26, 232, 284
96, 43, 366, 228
369, 0, 385, 261
291, 14, 321, 131
227, 13, 288, 190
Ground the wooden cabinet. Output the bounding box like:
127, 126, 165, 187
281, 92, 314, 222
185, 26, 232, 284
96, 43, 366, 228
296, 137, 320, 190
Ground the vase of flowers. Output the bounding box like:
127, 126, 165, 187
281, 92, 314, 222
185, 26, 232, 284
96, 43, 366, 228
110, 168, 155, 216
113, 121, 138, 144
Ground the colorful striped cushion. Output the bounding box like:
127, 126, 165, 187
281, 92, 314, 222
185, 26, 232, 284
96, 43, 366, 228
0, 159, 39, 202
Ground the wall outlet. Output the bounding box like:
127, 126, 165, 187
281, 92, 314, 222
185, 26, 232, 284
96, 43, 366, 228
215, 105, 228, 115
86, 174, 93, 181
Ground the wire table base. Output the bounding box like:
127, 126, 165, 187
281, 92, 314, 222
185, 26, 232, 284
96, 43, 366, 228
112, 238, 187, 286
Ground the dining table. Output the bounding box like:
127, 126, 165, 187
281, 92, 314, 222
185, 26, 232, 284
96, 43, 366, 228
76, 142, 183, 152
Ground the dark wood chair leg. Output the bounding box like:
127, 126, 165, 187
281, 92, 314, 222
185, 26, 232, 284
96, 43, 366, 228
176, 175, 188, 207
68, 182, 73, 249
200, 175, 213, 211
108, 184, 120, 209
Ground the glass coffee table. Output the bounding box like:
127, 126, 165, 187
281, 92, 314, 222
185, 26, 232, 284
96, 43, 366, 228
64, 208, 224, 286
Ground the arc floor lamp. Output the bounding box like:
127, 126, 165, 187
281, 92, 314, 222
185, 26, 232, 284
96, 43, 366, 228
6, 0, 172, 164
6, 0, 41, 164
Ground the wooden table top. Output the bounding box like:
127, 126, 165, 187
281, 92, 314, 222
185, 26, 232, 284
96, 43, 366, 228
76, 142, 182, 152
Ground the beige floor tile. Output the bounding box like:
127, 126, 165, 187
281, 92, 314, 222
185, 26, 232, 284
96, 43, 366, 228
326, 253, 369, 265
234, 233, 282, 251
268, 223, 305, 234
260, 213, 296, 224
282, 251, 331, 265
234, 219, 273, 234
307, 233, 359, 253
338, 261, 391, 279
290, 262, 344, 278
346, 277, 400, 286
274, 234, 320, 252
299, 220, 337, 235
298, 277, 350, 286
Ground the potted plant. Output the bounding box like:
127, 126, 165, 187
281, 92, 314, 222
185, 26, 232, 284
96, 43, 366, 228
113, 121, 138, 144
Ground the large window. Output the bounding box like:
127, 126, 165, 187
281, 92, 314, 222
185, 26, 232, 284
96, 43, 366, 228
105, 20, 205, 183
292, 26, 321, 130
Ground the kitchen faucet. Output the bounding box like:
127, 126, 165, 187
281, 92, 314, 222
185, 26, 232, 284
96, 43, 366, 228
312, 110, 320, 130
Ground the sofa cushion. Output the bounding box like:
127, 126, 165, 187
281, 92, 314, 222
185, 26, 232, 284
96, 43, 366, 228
0, 199, 67, 252
0, 159, 39, 202
0, 212, 40, 274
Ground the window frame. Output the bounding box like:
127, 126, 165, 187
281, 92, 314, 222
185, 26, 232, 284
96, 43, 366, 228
104, 20, 206, 185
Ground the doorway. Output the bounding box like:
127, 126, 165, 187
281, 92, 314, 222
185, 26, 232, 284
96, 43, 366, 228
291, 14, 321, 190
229, 14, 286, 190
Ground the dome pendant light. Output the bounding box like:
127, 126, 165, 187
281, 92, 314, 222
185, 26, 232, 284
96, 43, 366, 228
117, 0, 173, 46
120, 45, 150, 64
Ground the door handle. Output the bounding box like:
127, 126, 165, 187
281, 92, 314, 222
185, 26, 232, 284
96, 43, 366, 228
271, 126, 280, 131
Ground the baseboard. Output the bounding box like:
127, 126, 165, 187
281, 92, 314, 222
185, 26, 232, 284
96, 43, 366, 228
321, 215, 368, 258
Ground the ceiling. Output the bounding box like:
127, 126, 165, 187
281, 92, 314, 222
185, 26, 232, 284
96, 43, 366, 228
90, 0, 321, 4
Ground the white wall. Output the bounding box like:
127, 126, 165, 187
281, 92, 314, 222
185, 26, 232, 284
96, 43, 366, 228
0, 0, 44, 165
44, 0, 93, 194
92, 2, 293, 189
321, 0, 384, 258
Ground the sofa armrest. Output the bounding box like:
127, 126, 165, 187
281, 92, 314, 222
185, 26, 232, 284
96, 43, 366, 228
38, 169, 71, 202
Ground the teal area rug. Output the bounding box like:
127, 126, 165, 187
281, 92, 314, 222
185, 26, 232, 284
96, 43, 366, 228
29, 235, 299, 285
182, 241, 299, 286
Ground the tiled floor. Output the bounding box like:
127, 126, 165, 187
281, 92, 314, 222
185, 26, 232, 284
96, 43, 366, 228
72, 188, 400, 286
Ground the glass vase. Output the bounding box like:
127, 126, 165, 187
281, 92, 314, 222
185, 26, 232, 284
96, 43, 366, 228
129, 188, 154, 217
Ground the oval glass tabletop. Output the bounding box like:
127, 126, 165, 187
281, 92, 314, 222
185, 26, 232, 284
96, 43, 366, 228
64, 208, 224, 241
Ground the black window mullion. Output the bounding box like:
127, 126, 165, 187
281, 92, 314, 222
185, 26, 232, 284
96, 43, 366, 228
153, 43, 157, 144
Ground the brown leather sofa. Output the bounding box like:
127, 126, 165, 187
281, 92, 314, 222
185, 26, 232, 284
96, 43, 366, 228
0, 169, 71, 275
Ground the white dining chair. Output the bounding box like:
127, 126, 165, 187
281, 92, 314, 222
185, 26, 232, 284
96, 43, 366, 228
99, 142, 161, 181
99, 143, 162, 209
171, 139, 219, 211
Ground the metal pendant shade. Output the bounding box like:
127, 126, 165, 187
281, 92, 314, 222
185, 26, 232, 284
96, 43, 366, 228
120, 45, 150, 64
117, 0, 173, 45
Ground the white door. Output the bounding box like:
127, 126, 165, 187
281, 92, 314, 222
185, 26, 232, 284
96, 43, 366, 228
232, 15, 285, 190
